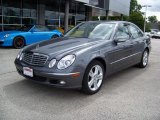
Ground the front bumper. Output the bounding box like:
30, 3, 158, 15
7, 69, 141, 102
0, 37, 14, 46
14, 60, 83, 89
0, 40, 4, 45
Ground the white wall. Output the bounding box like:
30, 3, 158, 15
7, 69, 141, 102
109, 0, 131, 16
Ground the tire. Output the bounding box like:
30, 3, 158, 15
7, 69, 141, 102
137, 49, 149, 68
82, 60, 105, 95
13, 36, 25, 49
51, 35, 59, 39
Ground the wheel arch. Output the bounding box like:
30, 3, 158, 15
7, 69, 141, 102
51, 34, 60, 38
81, 57, 107, 94
145, 47, 150, 53
13, 35, 26, 45
86, 57, 107, 73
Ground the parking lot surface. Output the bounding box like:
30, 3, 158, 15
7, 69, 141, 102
0, 39, 160, 120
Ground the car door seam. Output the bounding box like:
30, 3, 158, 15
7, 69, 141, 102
110, 52, 142, 65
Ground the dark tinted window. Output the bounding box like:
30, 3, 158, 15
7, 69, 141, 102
17, 25, 33, 31
128, 25, 143, 39
115, 24, 130, 39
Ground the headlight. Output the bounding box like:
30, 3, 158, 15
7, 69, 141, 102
16, 49, 23, 59
57, 55, 76, 69
4, 34, 9, 38
19, 53, 24, 61
48, 59, 56, 68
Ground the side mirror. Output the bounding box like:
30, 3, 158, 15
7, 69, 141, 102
114, 36, 128, 43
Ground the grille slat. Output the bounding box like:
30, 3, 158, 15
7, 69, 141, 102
23, 52, 48, 66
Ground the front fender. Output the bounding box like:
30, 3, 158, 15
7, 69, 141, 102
2, 35, 15, 46
75, 49, 107, 74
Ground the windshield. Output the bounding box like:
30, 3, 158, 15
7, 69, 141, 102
65, 22, 115, 39
34, 25, 50, 32
17, 25, 33, 32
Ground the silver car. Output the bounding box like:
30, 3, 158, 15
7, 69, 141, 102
15, 21, 151, 94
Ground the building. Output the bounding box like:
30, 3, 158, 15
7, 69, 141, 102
0, 0, 130, 32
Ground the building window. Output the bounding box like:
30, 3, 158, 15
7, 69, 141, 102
3, 16, 21, 24
0, 0, 87, 31
22, 0, 37, 25
45, 0, 60, 29
2, 0, 21, 30
3, 7, 20, 16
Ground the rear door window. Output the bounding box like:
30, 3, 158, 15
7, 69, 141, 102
128, 25, 143, 39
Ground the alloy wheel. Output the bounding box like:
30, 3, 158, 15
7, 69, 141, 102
88, 65, 103, 91
143, 51, 148, 66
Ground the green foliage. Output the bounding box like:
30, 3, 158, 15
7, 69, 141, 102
108, 16, 121, 20
123, 0, 145, 30
129, 12, 144, 30
130, 0, 142, 13
148, 16, 158, 23
145, 22, 151, 32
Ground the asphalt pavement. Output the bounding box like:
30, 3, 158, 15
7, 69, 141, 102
0, 39, 160, 120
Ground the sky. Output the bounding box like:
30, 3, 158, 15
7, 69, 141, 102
137, 0, 160, 21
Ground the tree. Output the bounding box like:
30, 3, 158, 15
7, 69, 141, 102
125, 0, 145, 30
145, 22, 151, 32
129, 12, 144, 30
130, 0, 142, 13
148, 16, 158, 23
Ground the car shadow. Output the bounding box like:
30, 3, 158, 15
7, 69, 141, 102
0, 46, 15, 49
3, 66, 148, 114
102, 66, 148, 93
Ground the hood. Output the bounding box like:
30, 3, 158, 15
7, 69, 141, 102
0, 31, 24, 37
24, 37, 103, 59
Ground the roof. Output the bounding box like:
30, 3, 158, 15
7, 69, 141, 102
84, 21, 133, 24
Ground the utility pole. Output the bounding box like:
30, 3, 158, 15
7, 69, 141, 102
64, 0, 70, 33
142, 5, 152, 32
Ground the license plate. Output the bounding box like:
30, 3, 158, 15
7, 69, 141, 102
23, 67, 33, 77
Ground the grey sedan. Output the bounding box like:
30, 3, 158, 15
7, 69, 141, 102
15, 21, 151, 94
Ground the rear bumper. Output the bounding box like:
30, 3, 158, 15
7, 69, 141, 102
14, 60, 83, 89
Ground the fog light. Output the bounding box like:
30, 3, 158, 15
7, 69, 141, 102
49, 59, 56, 68
60, 81, 66, 85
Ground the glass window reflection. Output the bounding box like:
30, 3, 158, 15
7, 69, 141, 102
3, 7, 20, 16
3, 17, 21, 24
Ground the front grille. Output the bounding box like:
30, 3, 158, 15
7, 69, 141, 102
23, 52, 48, 66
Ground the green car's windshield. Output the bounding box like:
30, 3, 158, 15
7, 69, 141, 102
64, 22, 115, 39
